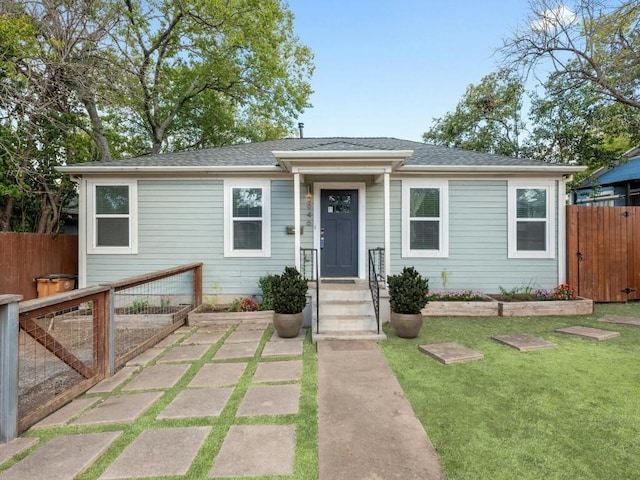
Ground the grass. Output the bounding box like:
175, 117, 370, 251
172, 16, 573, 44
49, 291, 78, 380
380, 303, 640, 480
4, 324, 318, 480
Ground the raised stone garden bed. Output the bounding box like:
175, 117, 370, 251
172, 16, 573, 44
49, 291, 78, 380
187, 304, 273, 326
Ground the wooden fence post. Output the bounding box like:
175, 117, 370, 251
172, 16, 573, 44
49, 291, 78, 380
194, 264, 203, 308
0, 294, 23, 443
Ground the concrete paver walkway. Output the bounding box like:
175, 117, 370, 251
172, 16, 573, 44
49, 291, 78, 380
1, 323, 444, 479
318, 340, 443, 480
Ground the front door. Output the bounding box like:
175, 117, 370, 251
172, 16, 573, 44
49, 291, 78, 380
320, 189, 358, 277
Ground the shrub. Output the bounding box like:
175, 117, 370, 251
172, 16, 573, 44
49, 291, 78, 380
272, 267, 308, 314
387, 266, 429, 314
258, 274, 276, 311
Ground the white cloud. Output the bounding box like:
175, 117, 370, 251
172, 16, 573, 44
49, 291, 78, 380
531, 4, 577, 32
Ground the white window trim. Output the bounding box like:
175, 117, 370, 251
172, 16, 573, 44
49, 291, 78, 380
87, 179, 138, 255
402, 179, 449, 258
224, 179, 271, 258
508, 180, 556, 259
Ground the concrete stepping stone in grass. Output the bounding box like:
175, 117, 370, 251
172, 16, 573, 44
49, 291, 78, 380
262, 340, 303, 357
126, 347, 164, 366
235, 322, 270, 331
253, 360, 302, 383
598, 314, 640, 326
100, 427, 210, 479
89, 366, 137, 393
181, 331, 225, 345
492, 333, 556, 351
418, 342, 484, 365
72, 391, 163, 426
555, 326, 620, 340
209, 425, 296, 478
225, 329, 265, 343
188, 362, 247, 387
156, 344, 210, 363
236, 384, 300, 416
213, 341, 259, 359
122, 363, 191, 391
32, 397, 99, 429
157, 388, 233, 419
269, 329, 307, 342
0, 431, 121, 480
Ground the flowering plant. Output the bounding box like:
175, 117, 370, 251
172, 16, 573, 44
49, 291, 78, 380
228, 297, 259, 312
427, 290, 487, 302
552, 284, 578, 300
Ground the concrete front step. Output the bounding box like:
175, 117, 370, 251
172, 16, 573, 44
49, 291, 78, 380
313, 330, 387, 343
319, 300, 375, 317
318, 315, 378, 332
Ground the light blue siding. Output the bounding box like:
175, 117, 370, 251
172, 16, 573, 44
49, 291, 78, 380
388, 179, 559, 293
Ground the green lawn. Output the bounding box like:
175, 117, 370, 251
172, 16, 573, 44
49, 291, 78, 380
380, 303, 640, 480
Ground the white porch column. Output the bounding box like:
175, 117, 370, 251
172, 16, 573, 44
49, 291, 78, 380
384, 169, 391, 279
294, 171, 301, 270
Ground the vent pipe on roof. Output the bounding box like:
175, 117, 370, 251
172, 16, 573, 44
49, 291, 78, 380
298, 122, 304, 138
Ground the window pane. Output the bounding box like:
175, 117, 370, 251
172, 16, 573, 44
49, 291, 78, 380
97, 218, 129, 246
328, 195, 351, 213
233, 188, 262, 218
96, 186, 129, 215
517, 221, 546, 250
410, 220, 439, 250
410, 188, 439, 217
516, 189, 546, 219
233, 220, 262, 249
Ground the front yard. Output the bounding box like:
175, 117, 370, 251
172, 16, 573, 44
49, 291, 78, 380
380, 303, 640, 480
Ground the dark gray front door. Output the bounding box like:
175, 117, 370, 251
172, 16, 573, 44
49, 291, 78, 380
320, 189, 358, 277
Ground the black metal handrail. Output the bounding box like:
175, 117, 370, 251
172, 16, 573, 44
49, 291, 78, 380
368, 248, 385, 334
300, 249, 319, 334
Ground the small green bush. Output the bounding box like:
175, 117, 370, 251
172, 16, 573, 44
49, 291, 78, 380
258, 274, 276, 311
272, 267, 308, 314
387, 266, 429, 314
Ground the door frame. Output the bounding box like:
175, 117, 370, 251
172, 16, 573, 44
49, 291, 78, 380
313, 182, 366, 278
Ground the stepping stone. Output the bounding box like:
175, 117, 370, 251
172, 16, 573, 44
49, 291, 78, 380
492, 333, 556, 351
418, 343, 484, 365
157, 344, 210, 363
556, 326, 620, 340
598, 314, 640, 326
270, 329, 306, 342
126, 348, 163, 366
88, 366, 137, 394
157, 388, 233, 419
174, 326, 195, 334
262, 340, 303, 357
189, 362, 247, 387
253, 360, 302, 383
154, 334, 180, 348
123, 364, 190, 391
100, 427, 210, 479
0, 431, 120, 480
73, 391, 163, 425
32, 397, 99, 429
213, 342, 259, 360
182, 331, 224, 345
225, 329, 264, 343
235, 322, 270, 331
236, 384, 300, 416
0, 438, 38, 466
209, 425, 296, 477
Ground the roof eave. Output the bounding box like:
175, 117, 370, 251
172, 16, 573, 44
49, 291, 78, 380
57, 165, 283, 175
400, 165, 587, 174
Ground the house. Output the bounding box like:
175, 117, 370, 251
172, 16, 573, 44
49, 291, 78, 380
59, 137, 584, 306
575, 146, 640, 206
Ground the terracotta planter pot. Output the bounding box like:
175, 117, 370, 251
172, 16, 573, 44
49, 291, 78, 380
390, 311, 423, 338
273, 312, 304, 338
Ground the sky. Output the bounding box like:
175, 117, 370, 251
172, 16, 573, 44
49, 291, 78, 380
287, 0, 535, 142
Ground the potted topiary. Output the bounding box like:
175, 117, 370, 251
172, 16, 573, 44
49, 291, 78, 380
387, 266, 429, 338
272, 266, 308, 338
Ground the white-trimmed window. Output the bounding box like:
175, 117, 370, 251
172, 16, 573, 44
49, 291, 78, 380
224, 180, 271, 257
87, 180, 138, 254
402, 179, 449, 257
508, 180, 555, 258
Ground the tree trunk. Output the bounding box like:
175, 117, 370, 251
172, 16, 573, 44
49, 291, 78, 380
82, 97, 112, 161
0, 198, 15, 231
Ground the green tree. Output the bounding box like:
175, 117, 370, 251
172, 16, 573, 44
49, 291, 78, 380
423, 69, 526, 157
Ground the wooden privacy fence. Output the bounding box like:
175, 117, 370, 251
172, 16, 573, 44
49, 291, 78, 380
0, 233, 78, 300
566, 206, 640, 302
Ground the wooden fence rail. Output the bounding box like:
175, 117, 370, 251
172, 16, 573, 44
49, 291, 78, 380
0, 233, 78, 300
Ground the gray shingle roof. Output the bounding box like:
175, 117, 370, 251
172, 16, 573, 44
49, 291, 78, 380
63, 137, 574, 169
